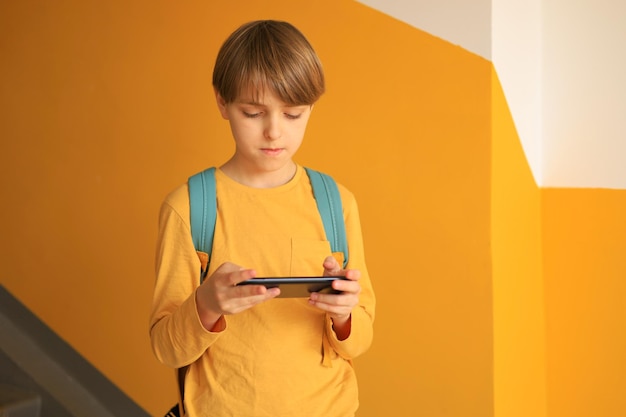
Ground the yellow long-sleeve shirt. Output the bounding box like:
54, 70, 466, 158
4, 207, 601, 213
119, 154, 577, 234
150, 165, 375, 417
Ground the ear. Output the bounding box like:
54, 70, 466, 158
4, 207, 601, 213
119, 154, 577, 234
214, 88, 229, 120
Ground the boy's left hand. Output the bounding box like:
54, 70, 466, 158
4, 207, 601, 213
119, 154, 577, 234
308, 256, 361, 340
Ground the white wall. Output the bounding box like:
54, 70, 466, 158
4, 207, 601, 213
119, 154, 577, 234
356, 0, 492, 59
542, 0, 626, 189
356, 0, 626, 189
492, 0, 543, 185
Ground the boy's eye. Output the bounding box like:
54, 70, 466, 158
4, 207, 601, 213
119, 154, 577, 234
285, 113, 302, 120
243, 111, 261, 118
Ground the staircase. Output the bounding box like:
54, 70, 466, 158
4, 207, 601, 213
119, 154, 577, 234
0, 285, 150, 417
0, 384, 41, 417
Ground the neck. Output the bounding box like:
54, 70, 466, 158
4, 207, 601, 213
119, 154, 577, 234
219, 160, 297, 188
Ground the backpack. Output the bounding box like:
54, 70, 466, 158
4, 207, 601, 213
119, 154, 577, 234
165, 167, 349, 417
187, 166, 349, 280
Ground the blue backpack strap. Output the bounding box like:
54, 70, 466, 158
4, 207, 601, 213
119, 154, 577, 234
188, 167, 217, 281
304, 167, 349, 268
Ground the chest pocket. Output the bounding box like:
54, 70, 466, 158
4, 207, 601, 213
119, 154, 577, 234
290, 238, 333, 276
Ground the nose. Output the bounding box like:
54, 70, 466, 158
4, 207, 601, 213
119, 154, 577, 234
264, 113, 282, 140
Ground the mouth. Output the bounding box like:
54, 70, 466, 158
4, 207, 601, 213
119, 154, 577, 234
261, 148, 284, 156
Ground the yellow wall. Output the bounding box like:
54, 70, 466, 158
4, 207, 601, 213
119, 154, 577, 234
491, 70, 547, 417
11, 2, 626, 417
492, 69, 626, 417
543, 188, 626, 417
1, 1, 492, 416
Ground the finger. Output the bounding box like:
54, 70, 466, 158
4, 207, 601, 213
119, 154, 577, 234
323, 256, 341, 275
224, 268, 257, 287
308, 294, 355, 316
213, 262, 242, 275
207, 262, 250, 287
225, 287, 281, 314
343, 268, 361, 282
312, 290, 358, 305
332, 278, 361, 293
231, 281, 274, 298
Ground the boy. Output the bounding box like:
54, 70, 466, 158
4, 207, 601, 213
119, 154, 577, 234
150, 20, 375, 417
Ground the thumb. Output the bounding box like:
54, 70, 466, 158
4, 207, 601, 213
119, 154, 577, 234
323, 255, 341, 274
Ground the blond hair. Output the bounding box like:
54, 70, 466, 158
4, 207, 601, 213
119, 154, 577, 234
212, 20, 325, 105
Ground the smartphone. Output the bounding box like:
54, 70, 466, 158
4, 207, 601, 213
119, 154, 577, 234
237, 276, 346, 298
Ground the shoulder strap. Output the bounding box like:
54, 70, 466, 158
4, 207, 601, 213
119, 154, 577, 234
304, 167, 349, 268
188, 167, 217, 281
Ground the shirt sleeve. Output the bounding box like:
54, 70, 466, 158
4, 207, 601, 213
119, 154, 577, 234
148, 185, 224, 369
325, 186, 376, 359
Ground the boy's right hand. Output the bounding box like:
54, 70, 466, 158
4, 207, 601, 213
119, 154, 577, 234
195, 262, 280, 331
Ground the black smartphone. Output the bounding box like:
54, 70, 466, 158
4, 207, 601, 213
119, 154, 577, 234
237, 276, 346, 298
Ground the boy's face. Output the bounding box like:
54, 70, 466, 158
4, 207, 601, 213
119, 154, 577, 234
216, 87, 312, 184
